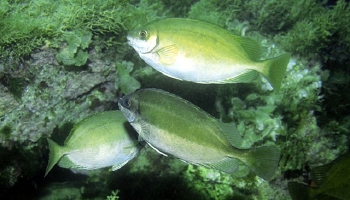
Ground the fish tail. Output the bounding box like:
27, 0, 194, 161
45, 138, 64, 177
241, 145, 280, 180
287, 182, 314, 200
261, 53, 291, 92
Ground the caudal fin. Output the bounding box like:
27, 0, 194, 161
261, 53, 291, 92
45, 138, 65, 177
242, 145, 280, 180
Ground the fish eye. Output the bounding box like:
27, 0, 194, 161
123, 98, 131, 107
139, 30, 147, 39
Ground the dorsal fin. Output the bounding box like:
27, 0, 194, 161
311, 164, 331, 186
232, 35, 261, 61
217, 122, 242, 147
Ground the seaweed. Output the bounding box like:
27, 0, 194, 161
55, 30, 92, 67
115, 61, 141, 94
0, 0, 153, 64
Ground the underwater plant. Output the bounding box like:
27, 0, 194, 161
55, 30, 92, 67
115, 61, 141, 94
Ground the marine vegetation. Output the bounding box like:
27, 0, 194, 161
55, 30, 92, 68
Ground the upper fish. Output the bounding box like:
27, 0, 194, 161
127, 18, 290, 91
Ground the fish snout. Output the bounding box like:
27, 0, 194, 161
118, 97, 136, 123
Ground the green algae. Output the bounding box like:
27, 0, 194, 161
56, 30, 92, 67
115, 61, 141, 94
0, 0, 153, 64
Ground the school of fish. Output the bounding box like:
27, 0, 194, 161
46, 18, 290, 181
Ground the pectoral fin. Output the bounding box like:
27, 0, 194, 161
122, 144, 138, 156
155, 44, 179, 65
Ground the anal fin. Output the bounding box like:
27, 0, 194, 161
222, 70, 258, 83
209, 157, 240, 174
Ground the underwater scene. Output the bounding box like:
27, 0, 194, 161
0, 0, 349, 199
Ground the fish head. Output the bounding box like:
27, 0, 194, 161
127, 25, 158, 54
118, 93, 139, 123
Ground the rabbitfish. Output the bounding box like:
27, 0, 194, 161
45, 111, 139, 176
288, 152, 350, 200
118, 88, 280, 180
127, 18, 290, 91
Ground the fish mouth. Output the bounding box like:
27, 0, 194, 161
126, 35, 133, 46
118, 98, 136, 123
126, 35, 155, 54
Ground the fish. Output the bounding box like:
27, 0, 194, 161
118, 88, 280, 180
288, 152, 350, 200
45, 111, 139, 176
127, 18, 290, 91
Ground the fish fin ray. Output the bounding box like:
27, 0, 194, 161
111, 160, 130, 171
217, 122, 242, 147
134, 120, 149, 141
209, 157, 240, 174
310, 164, 331, 186
122, 144, 139, 156
260, 53, 290, 92
222, 70, 258, 83
58, 155, 80, 169
241, 146, 280, 180
137, 135, 144, 142
45, 138, 66, 176
156, 44, 179, 65
234, 35, 261, 61
147, 142, 168, 156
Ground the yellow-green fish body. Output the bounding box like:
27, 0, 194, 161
127, 18, 290, 91
288, 152, 350, 200
45, 111, 139, 176
118, 88, 280, 180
